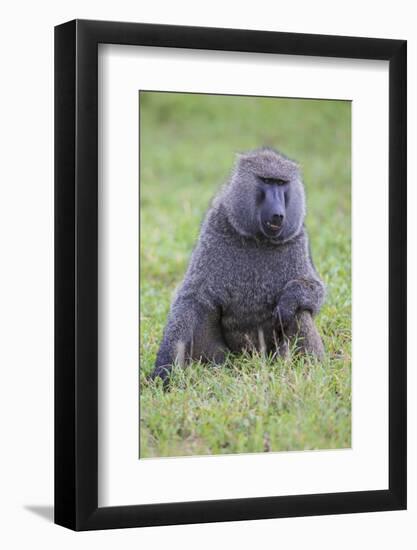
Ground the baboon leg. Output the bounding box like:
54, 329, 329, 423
151, 298, 227, 383
192, 316, 228, 365
284, 310, 324, 360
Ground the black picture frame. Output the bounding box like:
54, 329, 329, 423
55, 19, 407, 531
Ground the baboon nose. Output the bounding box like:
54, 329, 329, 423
271, 214, 284, 227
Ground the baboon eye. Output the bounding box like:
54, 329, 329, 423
259, 176, 287, 186
256, 188, 266, 204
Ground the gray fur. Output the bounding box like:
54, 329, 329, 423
151, 147, 325, 382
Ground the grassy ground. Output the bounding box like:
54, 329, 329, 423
139, 92, 351, 458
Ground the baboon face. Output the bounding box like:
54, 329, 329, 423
225, 148, 306, 243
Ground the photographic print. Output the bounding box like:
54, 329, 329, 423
139, 91, 351, 459
55, 20, 406, 529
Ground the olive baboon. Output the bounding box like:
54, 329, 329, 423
151, 147, 325, 382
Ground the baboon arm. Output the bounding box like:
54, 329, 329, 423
151, 297, 227, 382
274, 277, 325, 328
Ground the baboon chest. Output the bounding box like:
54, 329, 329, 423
215, 247, 291, 352
221, 246, 288, 316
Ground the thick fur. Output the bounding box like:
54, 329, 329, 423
151, 148, 325, 382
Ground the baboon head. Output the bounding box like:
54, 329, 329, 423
223, 148, 306, 243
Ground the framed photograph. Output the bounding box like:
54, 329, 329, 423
55, 19, 406, 530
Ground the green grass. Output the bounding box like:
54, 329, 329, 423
139, 92, 351, 458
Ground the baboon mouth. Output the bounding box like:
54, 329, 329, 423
266, 221, 281, 231
261, 221, 283, 239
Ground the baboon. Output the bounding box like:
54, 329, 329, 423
151, 147, 325, 382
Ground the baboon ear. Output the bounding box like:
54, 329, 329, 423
235, 152, 255, 167
235, 152, 247, 161
287, 154, 300, 167
284, 157, 300, 171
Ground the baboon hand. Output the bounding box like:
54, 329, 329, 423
273, 294, 297, 329
274, 278, 324, 330
150, 364, 172, 384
